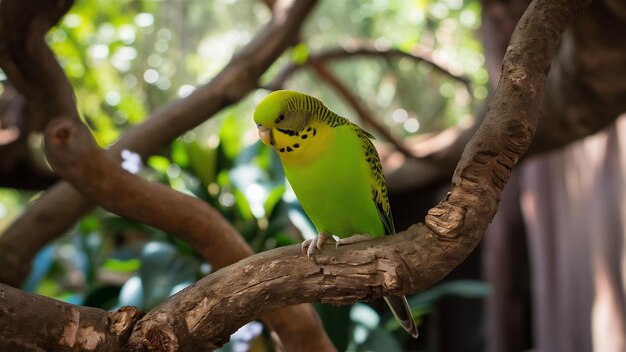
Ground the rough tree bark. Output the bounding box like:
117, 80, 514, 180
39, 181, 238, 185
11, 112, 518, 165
0, 0, 589, 350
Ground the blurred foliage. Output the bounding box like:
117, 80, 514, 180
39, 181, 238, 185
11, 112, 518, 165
0, 0, 489, 350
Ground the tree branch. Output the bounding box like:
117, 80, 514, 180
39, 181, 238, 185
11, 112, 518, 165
0, 0, 79, 129
0, 0, 317, 287
44, 118, 254, 268
126, 228, 435, 350
0, 283, 143, 351
528, 0, 626, 154
264, 42, 472, 93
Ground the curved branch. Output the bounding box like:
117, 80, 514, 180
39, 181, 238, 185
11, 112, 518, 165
0, 0, 317, 287
528, 0, 626, 154
265, 43, 472, 92
126, 227, 435, 350
44, 118, 254, 268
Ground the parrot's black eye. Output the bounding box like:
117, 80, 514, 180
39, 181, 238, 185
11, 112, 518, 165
275, 114, 286, 124
257, 123, 262, 128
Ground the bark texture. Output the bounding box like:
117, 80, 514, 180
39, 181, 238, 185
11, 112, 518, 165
0, 283, 144, 351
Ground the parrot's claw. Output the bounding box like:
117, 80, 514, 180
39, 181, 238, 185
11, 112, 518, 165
336, 233, 371, 247
301, 232, 335, 258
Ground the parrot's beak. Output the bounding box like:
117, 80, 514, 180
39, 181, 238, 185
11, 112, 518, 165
257, 126, 272, 146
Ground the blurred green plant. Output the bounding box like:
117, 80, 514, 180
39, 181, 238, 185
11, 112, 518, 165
1, 0, 489, 350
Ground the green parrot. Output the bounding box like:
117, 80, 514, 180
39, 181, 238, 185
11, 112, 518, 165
254, 90, 418, 338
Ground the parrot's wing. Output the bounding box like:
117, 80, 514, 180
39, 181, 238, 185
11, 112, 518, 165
352, 124, 396, 235
376, 202, 396, 235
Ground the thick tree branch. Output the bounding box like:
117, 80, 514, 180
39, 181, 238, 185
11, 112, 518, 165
126, 228, 435, 350
0, 0, 317, 287
528, 0, 626, 154
0, 283, 143, 351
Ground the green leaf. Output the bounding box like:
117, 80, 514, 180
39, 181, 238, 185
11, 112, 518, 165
171, 140, 190, 167
219, 114, 243, 160
139, 241, 199, 309
147, 155, 171, 174
233, 188, 254, 222
291, 43, 309, 65
84, 284, 122, 310
185, 137, 218, 186
264, 185, 285, 219
102, 258, 141, 273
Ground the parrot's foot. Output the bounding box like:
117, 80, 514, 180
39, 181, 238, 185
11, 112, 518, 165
336, 233, 371, 247
301, 232, 335, 258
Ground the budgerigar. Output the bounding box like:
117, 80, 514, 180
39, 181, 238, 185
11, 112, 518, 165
253, 90, 418, 338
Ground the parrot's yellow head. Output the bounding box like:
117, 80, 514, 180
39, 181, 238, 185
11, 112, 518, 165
253, 90, 319, 146
253, 90, 332, 165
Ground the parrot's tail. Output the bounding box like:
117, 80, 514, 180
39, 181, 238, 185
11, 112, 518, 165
384, 295, 419, 338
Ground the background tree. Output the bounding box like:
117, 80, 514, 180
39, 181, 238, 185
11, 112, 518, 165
1, 0, 623, 351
